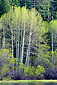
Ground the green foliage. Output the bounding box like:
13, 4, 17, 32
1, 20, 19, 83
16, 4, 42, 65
37, 58, 53, 70
0, 4, 57, 80
40, 45, 50, 58
0, 0, 57, 21
35, 65, 45, 79
0, 49, 15, 80
10, 0, 19, 6
18, 64, 45, 79
53, 49, 57, 66
50, 20, 57, 30
18, 63, 25, 70
19, 64, 45, 79
0, 49, 12, 64
19, 0, 55, 21
0, 65, 10, 80
50, 20, 57, 51
51, 0, 57, 19
0, 0, 10, 17
24, 65, 35, 77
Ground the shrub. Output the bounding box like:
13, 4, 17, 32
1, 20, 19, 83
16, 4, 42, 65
0, 49, 15, 80
35, 65, 45, 79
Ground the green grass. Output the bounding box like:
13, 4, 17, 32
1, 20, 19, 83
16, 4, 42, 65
0, 80, 57, 83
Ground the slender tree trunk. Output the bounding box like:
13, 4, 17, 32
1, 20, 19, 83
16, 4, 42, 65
11, 29, 14, 73
18, 29, 20, 63
44, 2, 46, 53
20, 30, 22, 62
52, 11, 54, 62
25, 0, 26, 8
11, 6, 14, 75
38, 39, 40, 59
33, 0, 35, 8
48, 1, 50, 23
2, 24, 5, 49
20, 21, 25, 63
16, 28, 18, 73
51, 27, 54, 63
25, 24, 32, 67
20, 30, 21, 62
18, 20, 20, 62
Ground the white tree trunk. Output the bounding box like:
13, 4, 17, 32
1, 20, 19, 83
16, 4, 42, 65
20, 21, 25, 63
16, 29, 18, 73
52, 12, 54, 62
11, 29, 14, 73
18, 29, 20, 63
25, 25, 32, 67
52, 30, 53, 62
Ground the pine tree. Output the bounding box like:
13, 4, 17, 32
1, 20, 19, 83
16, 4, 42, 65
0, 0, 10, 17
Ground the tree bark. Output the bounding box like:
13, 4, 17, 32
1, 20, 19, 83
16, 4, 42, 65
18, 29, 20, 63
52, 11, 54, 62
11, 29, 14, 74
25, 24, 32, 67
2, 23, 5, 49
20, 20, 25, 63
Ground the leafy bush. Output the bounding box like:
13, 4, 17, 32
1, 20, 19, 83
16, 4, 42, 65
19, 64, 45, 79
0, 49, 15, 80
37, 58, 53, 70
24, 65, 35, 77
35, 65, 45, 79
44, 67, 57, 79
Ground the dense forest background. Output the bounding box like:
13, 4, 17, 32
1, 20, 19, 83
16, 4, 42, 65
0, 0, 57, 80
0, 0, 57, 21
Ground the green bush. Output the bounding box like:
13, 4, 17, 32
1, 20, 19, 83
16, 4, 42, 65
24, 65, 35, 77
37, 58, 53, 70
0, 49, 15, 80
35, 65, 45, 79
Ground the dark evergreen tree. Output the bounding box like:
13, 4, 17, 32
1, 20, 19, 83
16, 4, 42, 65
9, 0, 19, 6
18, 0, 54, 21
0, 0, 10, 17
51, 0, 57, 19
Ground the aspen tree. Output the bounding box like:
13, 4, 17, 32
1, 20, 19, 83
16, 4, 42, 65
20, 7, 29, 63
